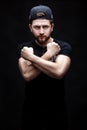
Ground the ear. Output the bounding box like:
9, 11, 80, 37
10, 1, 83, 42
29, 24, 32, 32
51, 23, 54, 32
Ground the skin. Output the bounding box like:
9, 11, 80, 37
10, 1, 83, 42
18, 19, 71, 81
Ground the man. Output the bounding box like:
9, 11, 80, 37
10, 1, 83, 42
17, 5, 72, 130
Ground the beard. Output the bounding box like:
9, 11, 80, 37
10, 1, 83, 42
35, 35, 50, 46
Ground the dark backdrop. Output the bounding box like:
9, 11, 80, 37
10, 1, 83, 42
0, 1, 87, 130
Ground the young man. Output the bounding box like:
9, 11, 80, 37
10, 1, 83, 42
17, 5, 72, 130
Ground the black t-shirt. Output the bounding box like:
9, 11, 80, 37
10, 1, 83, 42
17, 38, 72, 119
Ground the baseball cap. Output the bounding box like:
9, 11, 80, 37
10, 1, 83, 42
29, 5, 53, 23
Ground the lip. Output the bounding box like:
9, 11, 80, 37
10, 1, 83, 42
39, 35, 45, 39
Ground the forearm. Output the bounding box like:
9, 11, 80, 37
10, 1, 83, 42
18, 51, 53, 81
27, 53, 71, 79
28, 54, 58, 78
28, 49, 58, 78
26, 51, 54, 80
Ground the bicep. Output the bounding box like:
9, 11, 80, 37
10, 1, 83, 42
18, 57, 40, 81
55, 54, 71, 76
18, 57, 32, 74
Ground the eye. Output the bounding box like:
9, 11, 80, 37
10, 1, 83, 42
34, 26, 40, 30
43, 26, 49, 29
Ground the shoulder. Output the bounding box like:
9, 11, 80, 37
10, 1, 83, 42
17, 41, 32, 49
54, 39, 72, 49
54, 39, 72, 57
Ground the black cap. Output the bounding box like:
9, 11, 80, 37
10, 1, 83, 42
29, 5, 53, 23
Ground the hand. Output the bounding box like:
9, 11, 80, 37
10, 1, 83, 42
47, 42, 61, 57
21, 47, 33, 60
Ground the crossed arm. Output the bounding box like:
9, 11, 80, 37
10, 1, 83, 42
18, 42, 71, 81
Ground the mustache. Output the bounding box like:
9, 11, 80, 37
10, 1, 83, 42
38, 34, 46, 37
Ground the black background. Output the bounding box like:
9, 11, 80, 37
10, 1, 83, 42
0, 1, 87, 130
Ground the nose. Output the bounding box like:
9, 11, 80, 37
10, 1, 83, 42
40, 27, 44, 34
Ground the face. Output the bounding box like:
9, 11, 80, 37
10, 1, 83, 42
29, 19, 54, 46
